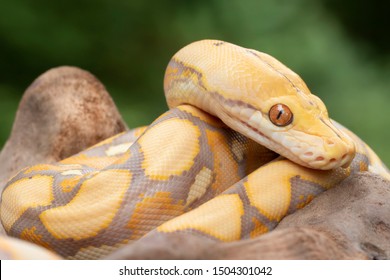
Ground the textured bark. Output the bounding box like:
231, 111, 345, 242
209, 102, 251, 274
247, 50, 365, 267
106, 173, 390, 260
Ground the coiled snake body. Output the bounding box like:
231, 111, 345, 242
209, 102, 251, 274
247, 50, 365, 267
1, 40, 389, 259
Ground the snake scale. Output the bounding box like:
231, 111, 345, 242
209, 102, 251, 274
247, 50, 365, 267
1, 40, 389, 259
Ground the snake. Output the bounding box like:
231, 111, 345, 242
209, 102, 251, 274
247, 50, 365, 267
1, 40, 389, 259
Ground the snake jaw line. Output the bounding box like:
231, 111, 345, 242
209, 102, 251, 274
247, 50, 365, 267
241, 116, 354, 170
220, 102, 350, 170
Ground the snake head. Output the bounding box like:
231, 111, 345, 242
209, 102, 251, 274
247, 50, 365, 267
213, 46, 356, 170
257, 94, 356, 170
165, 40, 356, 170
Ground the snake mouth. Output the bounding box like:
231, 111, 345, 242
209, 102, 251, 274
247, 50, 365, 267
219, 104, 355, 170
219, 105, 308, 166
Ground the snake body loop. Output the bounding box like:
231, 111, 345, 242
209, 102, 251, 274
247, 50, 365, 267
0, 40, 389, 259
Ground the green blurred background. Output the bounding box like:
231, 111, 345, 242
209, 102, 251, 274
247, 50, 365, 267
1, 0, 389, 165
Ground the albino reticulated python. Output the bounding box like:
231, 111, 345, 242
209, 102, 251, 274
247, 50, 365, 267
1, 40, 389, 259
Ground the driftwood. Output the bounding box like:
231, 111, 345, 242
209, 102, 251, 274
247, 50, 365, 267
1, 67, 389, 259
0, 66, 127, 235
0, 66, 127, 188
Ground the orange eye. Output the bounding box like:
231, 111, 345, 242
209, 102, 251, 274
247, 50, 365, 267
269, 104, 293, 127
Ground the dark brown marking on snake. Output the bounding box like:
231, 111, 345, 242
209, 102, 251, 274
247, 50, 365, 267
213, 41, 225, 46
211, 91, 259, 111
320, 118, 342, 139
246, 49, 260, 58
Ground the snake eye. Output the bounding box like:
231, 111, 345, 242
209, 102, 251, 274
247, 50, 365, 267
269, 104, 293, 127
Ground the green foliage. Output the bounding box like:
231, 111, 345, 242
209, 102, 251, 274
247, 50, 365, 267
0, 0, 389, 165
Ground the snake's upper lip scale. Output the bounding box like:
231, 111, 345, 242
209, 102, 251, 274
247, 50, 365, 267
227, 106, 258, 123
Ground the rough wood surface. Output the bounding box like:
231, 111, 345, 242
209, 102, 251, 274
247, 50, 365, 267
276, 172, 390, 260
105, 227, 359, 260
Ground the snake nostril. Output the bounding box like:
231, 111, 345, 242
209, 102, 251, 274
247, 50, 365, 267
315, 156, 325, 161
329, 158, 336, 163
326, 139, 335, 146
304, 152, 313, 157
